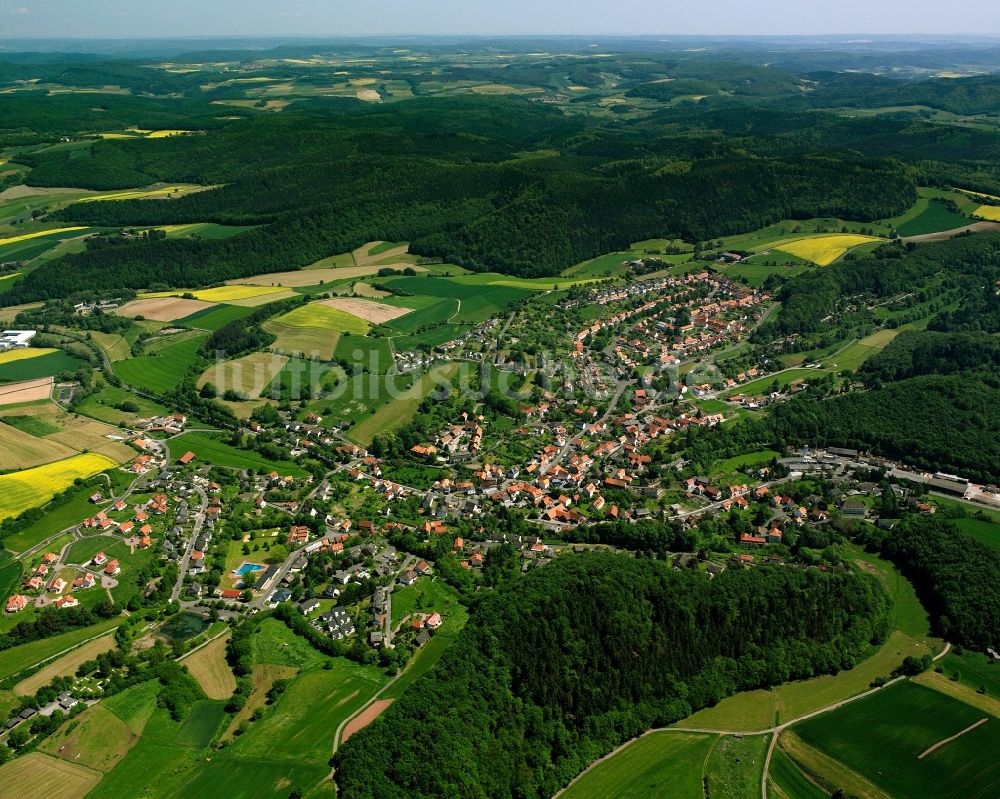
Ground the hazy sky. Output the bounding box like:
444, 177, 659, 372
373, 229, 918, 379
1, 0, 999, 39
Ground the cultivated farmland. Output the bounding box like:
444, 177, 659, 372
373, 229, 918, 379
144, 285, 288, 303
0, 419, 76, 469
113, 333, 208, 393
197, 352, 289, 399
561, 731, 714, 798
774, 234, 881, 266
116, 297, 214, 322
320, 297, 412, 324
0, 226, 86, 248
0, 350, 83, 385
14, 633, 117, 696
974, 204, 1000, 222
0, 753, 101, 799
0, 452, 118, 520
263, 320, 339, 360
0, 347, 58, 366
180, 634, 237, 700
792, 680, 1000, 799
273, 302, 370, 334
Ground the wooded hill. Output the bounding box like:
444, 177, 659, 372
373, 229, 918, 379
334, 553, 890, 798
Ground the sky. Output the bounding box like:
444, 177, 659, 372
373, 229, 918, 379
1, 0, 999, 39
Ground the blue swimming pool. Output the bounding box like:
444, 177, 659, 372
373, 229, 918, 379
234, 562, 265, 577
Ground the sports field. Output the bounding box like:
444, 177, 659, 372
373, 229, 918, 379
181, 634, 237, 700
0, 452, 118, 520
273, 302, 370, 334
562, 731, 715, 798
793, 680, 1000, 799
774, 234, 881, 266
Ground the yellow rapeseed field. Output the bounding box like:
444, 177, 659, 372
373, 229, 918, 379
145, 285, 286, 302
774, 234, 881, 266
0, 227, 86, 247
76, 184, 207, 203
0, 347, 57, 365
973, 204, 1000, 222
0, 452, 117, 520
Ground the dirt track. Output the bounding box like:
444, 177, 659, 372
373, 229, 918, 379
340, 698, 394, 744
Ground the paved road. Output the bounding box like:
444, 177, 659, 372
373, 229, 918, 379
171, 486, 208, 603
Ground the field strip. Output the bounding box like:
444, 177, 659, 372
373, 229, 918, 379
14, 634, 117, 696
9, 628, 119, 681
914, 670, 1000, 718
0, 376, 52, 405
918, 717, 988, 759
778, 732, 893, 799
340, 698, 394, 744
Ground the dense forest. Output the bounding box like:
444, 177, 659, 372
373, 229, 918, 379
2, 96, 921, 302
874, 515, 1000, 650
334, 553, 890, 798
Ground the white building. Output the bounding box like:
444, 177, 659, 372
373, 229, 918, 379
0, 330, 36, 350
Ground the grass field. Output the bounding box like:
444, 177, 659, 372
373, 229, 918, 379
14, 632, 117, 696
383, 597, 468, 700
176, 700, 227, 748
263, 320, 340, 360
706, 733, 769, 799
333, 335, 393, 372
389, 578, 462, 628
953, 517, 1000, 555
561, 731, 715, 799
1, 477, 113, 553
38, 704, 138, 772
0, 617, 121, 681
169, 431, 309, 476
0, 558, 23, 604
0, 452, 118, 521
768, 746, 829, 799
382, 275, 535, 323
895, 199, 971, 236
197, 352, 289, 399
221, 662, 300, 740
73, 381, 169, 426
180, 634, 237, 700
934, 648, 1000, 698
232, 664, 386, 765
387, 297, 459, 333
113, 334, 207, 393
773, 234, 881, 266
793, 680, 1000, 799
0, 350, 83, 385
74, 184, 209, 203
175, 303, 256, 331
348, 363, 457, 446
0, 402, 135, 464
722, 367, 830, 398
273, 303, 370, 334
0, 753, 101, 799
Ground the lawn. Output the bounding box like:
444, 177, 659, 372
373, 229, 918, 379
273, 303, 370, 334
73, 382, 169, 425
169, 432, 309, 477
113, 334, 207, 394
0, 350, 84, 385
177, 303, 256, 331
389, 578, 462, 628
793, 680, 1000, 799
0, 452, 118, 521
561, 731, 715, 799
384, 599, 468, 700
711, 449, 780, 476
0, 617, 121, 681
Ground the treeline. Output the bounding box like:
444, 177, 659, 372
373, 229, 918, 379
0, 603, 117, 653
872, 515, 1000, 650
201, 296, 301, 360
334, 553, 889, 798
